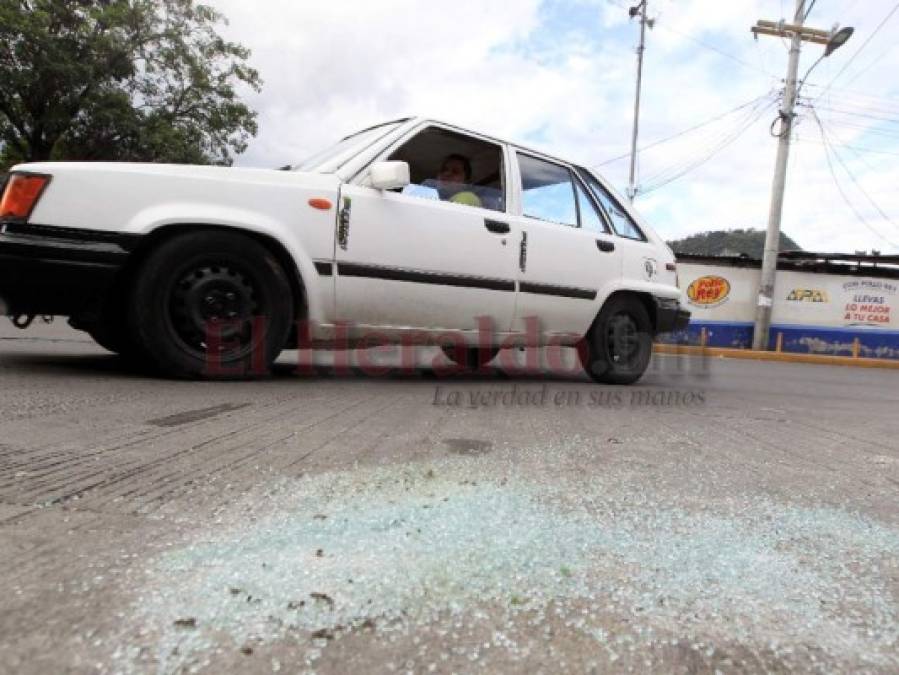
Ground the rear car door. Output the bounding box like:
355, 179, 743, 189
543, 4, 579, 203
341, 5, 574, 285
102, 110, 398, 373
577, 168, 659, 288
509, 152, 620, 337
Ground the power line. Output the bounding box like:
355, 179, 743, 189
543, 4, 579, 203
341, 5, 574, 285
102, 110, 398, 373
838, 39, 898, 85
810, 104, 899, 125
654, 22, 774, 77
809, 107, 899, 246
801, 82, 899, 107
803, 0, 818, 21
640, 97, 776, 193
593, 93, 774, 167
641, 97, 772, 186
797, 138, 899, 158
602, 0, 774, 77
812, 2, 899, 102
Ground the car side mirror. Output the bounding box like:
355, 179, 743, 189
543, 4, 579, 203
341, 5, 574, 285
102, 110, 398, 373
370, 161, 410, 190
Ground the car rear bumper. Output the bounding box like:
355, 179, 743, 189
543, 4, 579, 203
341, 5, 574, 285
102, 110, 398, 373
0, 222, 139, 317
654, 296, 691, 334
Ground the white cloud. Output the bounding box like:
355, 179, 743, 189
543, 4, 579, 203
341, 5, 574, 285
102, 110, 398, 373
207, 0, 899, 253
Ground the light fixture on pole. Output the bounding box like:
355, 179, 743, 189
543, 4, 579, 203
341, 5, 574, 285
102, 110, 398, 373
824, 26, 854, 56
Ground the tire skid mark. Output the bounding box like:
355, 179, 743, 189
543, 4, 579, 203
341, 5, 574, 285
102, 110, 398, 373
188, 394, 406, 516
0, 392, 328, 486
22, 392, 363, 508
137, 433, 297, 514
3, 396, 316, 500
91, 392, 362, 508
282, 394, 406, 472
137, 394, 385, 512
0, 425, 204, 491
0, 425, 163, 473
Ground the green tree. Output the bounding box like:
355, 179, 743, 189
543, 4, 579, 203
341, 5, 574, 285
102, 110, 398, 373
668, 228, 802, 258
0, 0, 260, 171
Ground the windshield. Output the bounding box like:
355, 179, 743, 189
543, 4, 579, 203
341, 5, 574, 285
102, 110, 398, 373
293, 120, 405, 172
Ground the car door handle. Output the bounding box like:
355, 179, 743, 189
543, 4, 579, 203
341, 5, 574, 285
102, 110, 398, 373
485, 219, 510, 234
596, 239, 615, 253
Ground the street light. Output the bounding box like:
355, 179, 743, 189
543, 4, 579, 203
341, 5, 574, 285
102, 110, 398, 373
824, 26, 854, 57
798, 26, 854, 95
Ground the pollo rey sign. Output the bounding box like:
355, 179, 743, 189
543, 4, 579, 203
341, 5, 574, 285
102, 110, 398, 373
686, 275, 731, 307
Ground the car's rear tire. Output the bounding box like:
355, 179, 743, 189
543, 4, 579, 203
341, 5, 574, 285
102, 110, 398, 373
581, 295, 653, 385
440, 345, 500, 372
127, 231, 294, 379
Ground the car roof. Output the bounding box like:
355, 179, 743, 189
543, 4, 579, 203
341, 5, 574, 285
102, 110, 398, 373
400, 116, 595, 171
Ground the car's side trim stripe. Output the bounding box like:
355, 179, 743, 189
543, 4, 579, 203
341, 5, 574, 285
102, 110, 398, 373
336, 262, 516, 292
328, 260, 597, 299
1, 222, 142, 251
314, 261, 333, 276
520, 281, 597, 300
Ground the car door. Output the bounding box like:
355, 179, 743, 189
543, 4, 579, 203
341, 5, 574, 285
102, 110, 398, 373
333, 135, 518, 334
576, 167, 659, 288
509, 152, 621, 338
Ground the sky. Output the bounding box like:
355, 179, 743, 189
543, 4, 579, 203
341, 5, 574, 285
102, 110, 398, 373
207, 0, 899, 254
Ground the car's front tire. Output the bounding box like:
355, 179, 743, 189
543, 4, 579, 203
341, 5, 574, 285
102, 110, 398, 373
581, 295, 653, 385
127, 231, 294, 379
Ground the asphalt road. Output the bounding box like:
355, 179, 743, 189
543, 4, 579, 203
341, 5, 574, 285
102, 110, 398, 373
0, 320, 897, 674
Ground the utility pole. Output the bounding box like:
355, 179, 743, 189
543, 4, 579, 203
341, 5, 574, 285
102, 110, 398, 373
627, 0, 650, 203
750, 1, 849, 351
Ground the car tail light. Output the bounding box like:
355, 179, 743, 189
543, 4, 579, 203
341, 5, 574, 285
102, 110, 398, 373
0, 173, 51, 221
666, 262, 679, 287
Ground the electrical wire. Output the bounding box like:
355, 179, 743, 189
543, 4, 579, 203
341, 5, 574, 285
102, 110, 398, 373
638, 96, 777, 194
808, 104, 899, 125
803, 0, 818, 21
801, 83, 899, 108
602, 0, 775, 78
809, 107, 899, 246
654, 22, 775, 77
811, 2, 899, 102
593, 93, 775, 167
803, 0, 817, 21
797, 138, 899, 158
641, 101, 773, 193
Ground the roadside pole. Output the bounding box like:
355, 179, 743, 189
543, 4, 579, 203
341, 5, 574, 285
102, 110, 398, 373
752, 0, 806, 351
627, 0, 648, 203
750, 1, 852, 350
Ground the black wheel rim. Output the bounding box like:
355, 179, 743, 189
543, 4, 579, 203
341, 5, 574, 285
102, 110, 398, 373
606, 312, 642, 369
168, 263, 261, 359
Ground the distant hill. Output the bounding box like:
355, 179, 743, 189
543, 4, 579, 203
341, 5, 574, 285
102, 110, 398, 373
668, 229, 802, 258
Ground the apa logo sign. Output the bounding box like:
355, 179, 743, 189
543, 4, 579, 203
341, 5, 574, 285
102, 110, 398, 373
786, 289, 829, 302
686, 275, 730, 307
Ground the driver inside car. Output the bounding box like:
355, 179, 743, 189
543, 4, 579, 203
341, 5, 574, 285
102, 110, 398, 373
433, 154, 482, 208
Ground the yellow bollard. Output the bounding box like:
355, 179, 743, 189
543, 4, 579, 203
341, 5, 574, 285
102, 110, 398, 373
775, 332, 783, 353
852, 338, 860, 359
700, 327, 708, 347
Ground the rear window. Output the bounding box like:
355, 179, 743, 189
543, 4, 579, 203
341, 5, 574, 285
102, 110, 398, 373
577, 168, 646, 241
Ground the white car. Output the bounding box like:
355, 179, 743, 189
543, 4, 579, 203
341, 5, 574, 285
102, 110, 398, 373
0, 117, 688, 383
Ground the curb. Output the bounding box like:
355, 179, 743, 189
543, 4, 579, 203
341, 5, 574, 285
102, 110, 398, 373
653, 343, 899, 370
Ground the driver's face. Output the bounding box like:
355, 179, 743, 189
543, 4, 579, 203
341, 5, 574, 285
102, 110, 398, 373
438, 159, 467, 184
